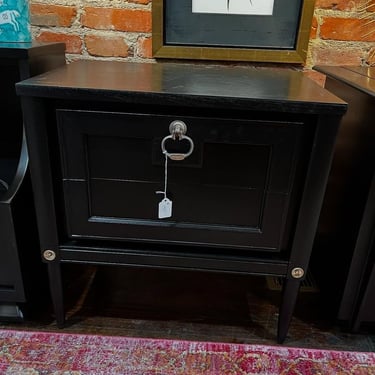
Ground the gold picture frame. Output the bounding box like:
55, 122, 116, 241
152, 0, 316, 64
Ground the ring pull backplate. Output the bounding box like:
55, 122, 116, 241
161, 120, 194, 161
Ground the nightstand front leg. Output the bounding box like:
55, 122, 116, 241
277, 278, 301, 343
47, 262, 65, 328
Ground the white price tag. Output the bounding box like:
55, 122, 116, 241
158, 198, 172, 219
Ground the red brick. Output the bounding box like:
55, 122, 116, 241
30, 4, 77, 27
81, 8, 112, 30
320, 17, 375, 41
85, 35, 129, 57
137, 37, 152, 58
128, 0, 151, 4
36, 31, 82, 54
112, 9, 151, 32
82, 7, 151, 33
314, 0, 360, 11
310, 44, 364, 65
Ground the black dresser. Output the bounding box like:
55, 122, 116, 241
16, 60, 346, 342
314, 66, 375, 331
0, 42, 65, 320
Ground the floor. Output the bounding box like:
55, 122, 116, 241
1, 264, 374, 353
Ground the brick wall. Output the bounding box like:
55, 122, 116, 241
30, 0, 375, 72
309, 0, 375, 67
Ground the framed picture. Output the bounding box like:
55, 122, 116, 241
152, 0, 315, 63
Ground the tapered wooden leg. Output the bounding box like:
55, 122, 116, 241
47, 262, 65, 327
277, 278, 301, 344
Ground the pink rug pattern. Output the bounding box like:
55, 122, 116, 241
0, 328, 374, 374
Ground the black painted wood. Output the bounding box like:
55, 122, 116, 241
17, 60, 346, 342
0, 42, 66, 320
352, 173, 375, 331
313, 66, 375, 330
57, 109, 302, 251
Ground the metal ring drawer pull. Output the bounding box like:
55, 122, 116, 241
161, 120, 194, 161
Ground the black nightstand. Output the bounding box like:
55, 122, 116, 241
16, 61, 346, 342
0, 42, 65, 320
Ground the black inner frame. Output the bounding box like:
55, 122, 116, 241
164, 0, 304, 49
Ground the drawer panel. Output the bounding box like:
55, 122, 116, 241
89, 179, 263, 227
57, 109, 305, 251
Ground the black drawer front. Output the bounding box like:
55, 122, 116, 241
57, 110, 304, 251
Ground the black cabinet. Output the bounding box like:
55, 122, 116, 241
16, 61, 346, 342
0, 42, 65, 320
314, 66, 375, 331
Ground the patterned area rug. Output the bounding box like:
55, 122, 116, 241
0, 328, 374, 374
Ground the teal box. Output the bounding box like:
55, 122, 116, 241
0, 0, 31, 42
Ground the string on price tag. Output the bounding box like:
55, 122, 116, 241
156, 151, 173, 219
